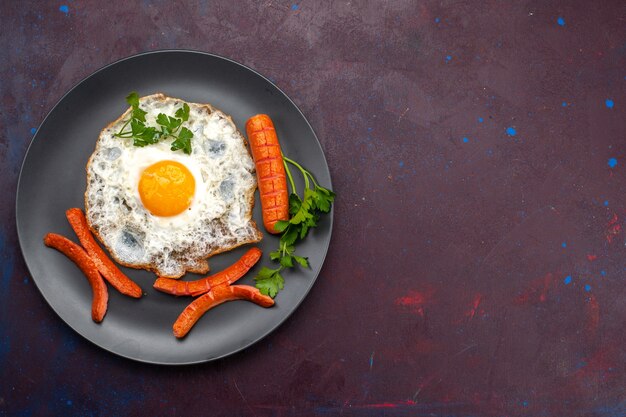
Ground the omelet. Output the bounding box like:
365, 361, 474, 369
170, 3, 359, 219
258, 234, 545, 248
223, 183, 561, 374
85, 93, 262, 278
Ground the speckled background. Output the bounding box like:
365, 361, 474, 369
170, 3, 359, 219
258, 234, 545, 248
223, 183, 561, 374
1, 1, 625, 416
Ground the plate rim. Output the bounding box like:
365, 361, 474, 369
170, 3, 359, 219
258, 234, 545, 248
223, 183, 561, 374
15, 49, 334, 365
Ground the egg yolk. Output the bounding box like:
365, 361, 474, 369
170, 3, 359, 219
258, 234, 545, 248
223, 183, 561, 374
138, 160, 195, 217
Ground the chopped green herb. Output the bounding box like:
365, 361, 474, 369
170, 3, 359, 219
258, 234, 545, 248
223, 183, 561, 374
254, 267, 285, 298
254, 156, 334, 298
114, 92, 194, 154
171, 127, 193, 154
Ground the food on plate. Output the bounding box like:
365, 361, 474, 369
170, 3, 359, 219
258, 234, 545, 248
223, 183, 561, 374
245, 115, 335, 298
153, 245, 271, 338
41, 92, 332, 340
153, 245, 272, 338
84, 93, 262, 278
66, 208, 142, 298
173, 284, 274, 338
43, 233, 109, 322
43, 209, 142, 321
153, 247, 262, 296
245, 114, 289, 234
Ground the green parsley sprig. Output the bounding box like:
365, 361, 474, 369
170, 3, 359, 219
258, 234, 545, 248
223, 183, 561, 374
114, 92, 194, 154
254, 156, 335, 298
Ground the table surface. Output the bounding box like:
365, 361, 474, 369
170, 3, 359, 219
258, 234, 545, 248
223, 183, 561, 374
1, 1, 624, 416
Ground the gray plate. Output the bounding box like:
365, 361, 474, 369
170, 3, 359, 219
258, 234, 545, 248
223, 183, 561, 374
16, 50, 333, 365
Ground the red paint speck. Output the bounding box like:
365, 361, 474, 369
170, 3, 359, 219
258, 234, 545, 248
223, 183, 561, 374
514, 273, 557, 305
573, 344, 617, 384
395, 289, 434, 316
362, 400, 417, 409
606, 213, 622, 243
586, 254, 598, 261
365, 402, 400, 409
465, 294, 483, 319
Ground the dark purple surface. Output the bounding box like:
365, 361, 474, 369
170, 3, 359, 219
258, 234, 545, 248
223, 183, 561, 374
1, 1, 625, 416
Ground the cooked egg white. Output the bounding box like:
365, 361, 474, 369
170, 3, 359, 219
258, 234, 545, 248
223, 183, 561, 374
85, 94, 262, 278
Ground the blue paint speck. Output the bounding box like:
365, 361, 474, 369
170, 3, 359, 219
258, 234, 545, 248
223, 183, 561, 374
561, 242, 567, 248
557, 17, 565, 26
605, 99, 614, 108
23, 277, 29, 284
478, 117, 483, 123
584, 284, 591, 292
445, 55, 452, 62
399, 161, 404, 168
608, 158, 617, 168
66, 400, 72, 406
291, 4, 299, 10
604, 200, 609, 206
462, 137, 469, 143
434, 17, 440, 23
600, 270, 606, 276
30, 127, 37, 135
506, 127, 516, 137
522, 401, 529, 407
564, 275, 572, 285
59, 5, 69, 14
562, 102, 568, 107
486, 149, 493, 156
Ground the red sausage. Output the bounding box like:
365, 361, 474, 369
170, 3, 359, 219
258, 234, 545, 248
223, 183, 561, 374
66, 208, 142, 298
245, 114, 289, 234
173, 285, 274, 338
44, 233, 109, 322
153, 247, 262, 296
